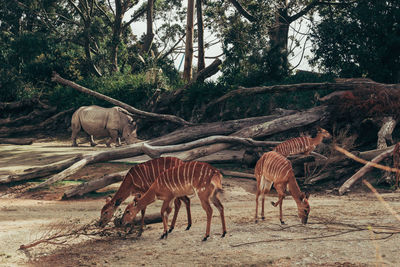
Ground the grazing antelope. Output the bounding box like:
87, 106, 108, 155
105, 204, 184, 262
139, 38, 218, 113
273, 127, 331, 157
121, 161, 227, 241
98, 157, 192, 234
254, 151, 310, 225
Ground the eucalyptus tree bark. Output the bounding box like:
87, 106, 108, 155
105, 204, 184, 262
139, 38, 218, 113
196, 0, 205, 73
142, 0, 155, 54
183, 0, 195, 82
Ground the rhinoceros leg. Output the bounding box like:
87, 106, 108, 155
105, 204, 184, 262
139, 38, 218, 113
89, 135, 97, 147
106, 129, 119, 147
71, 125, 80, 147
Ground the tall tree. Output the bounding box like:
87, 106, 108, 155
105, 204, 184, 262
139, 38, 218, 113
310, 0, 400, 83
142, 0, 155, 54
183, 0, 195, 82
196, 0, 205, 73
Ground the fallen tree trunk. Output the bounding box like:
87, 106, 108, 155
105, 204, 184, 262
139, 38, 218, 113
29, 135, 282, 189
0, 138, 34, 145
51, 72, 192, 126
0, 156, 83, 184
148, 109, 296, 146
63, 171, 127, 199
205, 80, 400, 112
0, 108, 74, 137
338, 146, 395, 195
181, 105, 329, 161
12, 106, 327, 188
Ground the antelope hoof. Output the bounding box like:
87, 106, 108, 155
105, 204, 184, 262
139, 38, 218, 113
185, 224, 192, 231
255, 219, 258, 224
137, 229, 143, 237
261, 216, 265, 221
202, 235, 210, 242
160, 232, 168, 239
280, 220, 285, 225
271, 201, 276, 206
168, 227, 174, 233
221, 231, 227, 238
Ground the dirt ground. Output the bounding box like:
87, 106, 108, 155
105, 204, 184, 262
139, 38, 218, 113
1, 139, 400, 266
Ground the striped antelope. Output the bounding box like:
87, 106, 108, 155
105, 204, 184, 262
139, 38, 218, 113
254, 151, 310, 224
273, 127, 331, 157
121, 161, 227, 241
98, 157, 192, 234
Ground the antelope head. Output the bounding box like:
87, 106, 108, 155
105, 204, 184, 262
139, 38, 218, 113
98, 196, 115, 227
317, 127, 332, 140
121, 202, 140, 227
297, 192, 310, 224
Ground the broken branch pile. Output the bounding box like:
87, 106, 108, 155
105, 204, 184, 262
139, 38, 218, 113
0, 98, 74, 138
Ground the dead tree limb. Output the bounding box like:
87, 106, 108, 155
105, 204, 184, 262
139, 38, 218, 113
0, 108, 74, 137
338, 146, 395, 195
30, 135, 283, 189
205, 80, 400, 112
63, 171, 127, 199
0, 156, 83, 184
0, 138, 34, 145
51, 72, 193, 126
181, 106, 329, 161
221, 170, 255, 180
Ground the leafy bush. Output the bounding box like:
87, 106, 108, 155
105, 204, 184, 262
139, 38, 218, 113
47, 73, 156, 111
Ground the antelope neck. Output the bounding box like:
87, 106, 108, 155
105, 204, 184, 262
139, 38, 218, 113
287, 177, 303, 204
136, 187, 157, 210
312, 132, 324, 145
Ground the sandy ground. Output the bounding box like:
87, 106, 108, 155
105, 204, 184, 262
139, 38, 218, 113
1, 140, 400, 266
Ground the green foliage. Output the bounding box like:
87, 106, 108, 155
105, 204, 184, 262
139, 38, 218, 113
48, 73, 156, 111
310, 0, 400, 83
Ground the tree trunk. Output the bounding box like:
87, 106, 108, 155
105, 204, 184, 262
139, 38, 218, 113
338, 147, 395, 195
63, 171, 127, 199
196, 0, 205, 73
180, 106, 329, 161
0, 138, 34, 145
205, 80, 400, 111
142, 0, 155, 54
377, 117, 397, 149
183, 0, 195, 82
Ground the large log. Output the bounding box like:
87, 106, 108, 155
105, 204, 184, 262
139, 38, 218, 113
0, 156, 83, 184
181, 105, 329, 161
0, 113, 289, 185
0, 108, 74, 137
12, 106, 327, 188
0, 138, 34, 145
205, 80, 400, 112
29, 135, 281, 189
338, 146, 395, 195
63, 171, 127, 199
51, 72, 192, 126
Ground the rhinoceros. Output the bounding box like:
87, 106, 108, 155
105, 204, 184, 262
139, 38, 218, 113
71, 105, 138, 147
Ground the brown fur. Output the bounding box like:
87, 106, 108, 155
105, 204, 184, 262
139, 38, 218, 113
121, 161, 227, 241
254, 151, 310, 224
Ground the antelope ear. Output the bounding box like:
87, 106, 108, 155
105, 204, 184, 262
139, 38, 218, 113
305, 191, 310, 199
316, 126, 322, 131
105, 196, 112, 204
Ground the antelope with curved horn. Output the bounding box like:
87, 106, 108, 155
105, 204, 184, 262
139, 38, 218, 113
121, 161, 227, 241
254, 151, 310, 224
98, 157, 192, 234
273, 127, 331, 157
